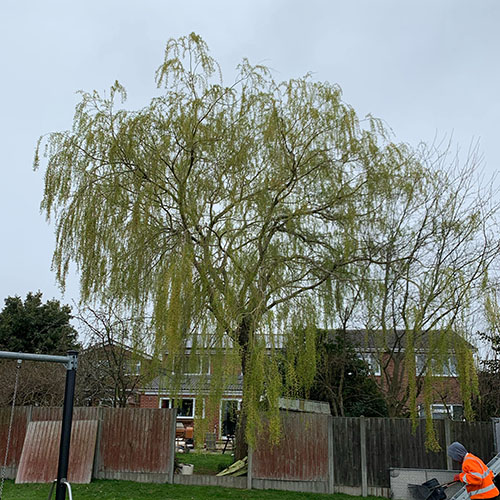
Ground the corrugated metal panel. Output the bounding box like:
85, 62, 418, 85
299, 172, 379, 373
98, 408, 175, 474
252, 411, 330, 481
16, 419, 98, 484
0, 407, 29, 470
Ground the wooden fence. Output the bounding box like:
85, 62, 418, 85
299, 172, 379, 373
97, 407, 176, 481
249, 411, 331, 494
249, 414, 497, 496
0, 407, 176, 483
0, 407, 498, 496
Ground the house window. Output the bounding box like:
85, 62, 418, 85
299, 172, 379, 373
160, 398, 195, 418
165, 355, 209, 375
358, 353, 381, 376
415, 354, 458, 377
419, 404, 463, 420
125, 360, 141, 376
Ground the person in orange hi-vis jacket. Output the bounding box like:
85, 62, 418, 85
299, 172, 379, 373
448, 442, 499, 500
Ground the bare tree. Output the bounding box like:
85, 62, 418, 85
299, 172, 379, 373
357, 150, 499, 447
75, 304, 151, 407
0, 360, 65, 407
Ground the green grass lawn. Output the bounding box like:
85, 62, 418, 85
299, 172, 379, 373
176, 451, 234, 475
1, 479, 386, 500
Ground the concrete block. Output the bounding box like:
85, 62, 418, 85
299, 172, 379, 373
390, 468, 461, 500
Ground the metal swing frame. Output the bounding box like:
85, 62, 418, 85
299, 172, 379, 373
0, 350, 78, 500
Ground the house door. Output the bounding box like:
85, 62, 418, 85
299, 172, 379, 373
221, 400, 239, 437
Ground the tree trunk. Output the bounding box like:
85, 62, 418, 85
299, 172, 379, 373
234, 315, 251, 461
234, 404, 248, 461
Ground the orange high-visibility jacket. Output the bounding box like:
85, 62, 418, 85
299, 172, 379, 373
459, 453, 499, 500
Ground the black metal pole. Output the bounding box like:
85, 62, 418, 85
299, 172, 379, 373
55, 350, 78, 500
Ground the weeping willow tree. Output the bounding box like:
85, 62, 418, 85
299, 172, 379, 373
35, 33, 491, 456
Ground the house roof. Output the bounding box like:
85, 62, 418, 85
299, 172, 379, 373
142, 374, 243, 394
81, 339, 153, 360
324, 328, 474, 353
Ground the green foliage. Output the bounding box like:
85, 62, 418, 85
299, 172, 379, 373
287, 329, 388, 417
474, 368, 500, 421
0, 291, 78, 354
35, 33, 497, 451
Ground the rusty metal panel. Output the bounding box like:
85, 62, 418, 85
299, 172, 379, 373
252, 411, 330, 481
16, 419, 98, 483
98, 408, 175, 474
0, 407, 29, 471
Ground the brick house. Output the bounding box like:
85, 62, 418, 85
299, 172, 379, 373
350, 329, 467, 420
138, 355, 243, 440
78, 340, 152, 408
136, 328, 469, 443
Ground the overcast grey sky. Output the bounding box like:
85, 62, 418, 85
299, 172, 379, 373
1, 0, 499, 309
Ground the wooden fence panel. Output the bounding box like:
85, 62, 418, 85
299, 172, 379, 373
98, 407, 175, 475
332, 417, 361, 487
0, 407, 29, 471
31, 407, 99, 421
451, 421, 496, 463
0, 406, 497, 490
365, 418, 447, 488
252, 412, 330, 481
16, 419, 98, 483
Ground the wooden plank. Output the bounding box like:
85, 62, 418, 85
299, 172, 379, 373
451, 421, 496, 462
365, 418, 447, 488
252, 411, 329, 482
0, 407, 29, 473
360, 416, 368, 496
31, 407, 99, 422
332, 417, 361, 487
16, 420, 98, 483
97, 408, 175, 476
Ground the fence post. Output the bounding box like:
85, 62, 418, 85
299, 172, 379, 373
492, 418, 500, 455
444, 418, 453, 470
168, 408, 176, 484
328, 415, 334, 494
360, 416, 368, 497
92, 406, 103, 480
247, 446, 253, 490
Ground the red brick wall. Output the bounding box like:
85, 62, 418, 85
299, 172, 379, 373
140, 394, 159, 408
373, 352, 463, 409
139, 393, 229, 438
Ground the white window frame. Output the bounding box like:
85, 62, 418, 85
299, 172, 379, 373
419, 403, 463, 420
415, 354, 458, 377
358, 352, 381, 376
125, 360, 141, 376
165, 355, 210, 375
160, 397, 196, 419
